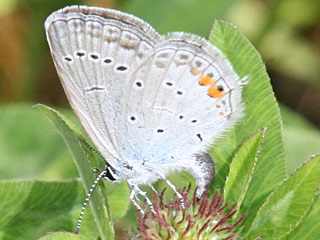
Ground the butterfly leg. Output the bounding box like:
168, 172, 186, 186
129, 186, 145, 215
157, 173, 185, 208
148, 183, 159, 196
127, 180, 156, 214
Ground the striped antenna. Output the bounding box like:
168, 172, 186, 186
75, 169, 106, 234
79, 138, 104, 159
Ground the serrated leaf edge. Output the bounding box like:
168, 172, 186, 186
248, 153, 320, 238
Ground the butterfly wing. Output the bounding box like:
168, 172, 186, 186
121, 32, 245, 168
45, 6, 246, 195
45, 6, 160, 169
117, 32, 245, 196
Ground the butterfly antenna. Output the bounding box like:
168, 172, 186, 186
75, 170, 106, 234
79, 138, 105, 159
79, 139, 117, 181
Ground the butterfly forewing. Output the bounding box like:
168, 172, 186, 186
45, 6, 160, 168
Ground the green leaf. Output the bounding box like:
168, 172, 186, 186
35, 104, 115, 240
281, 105, 320, 174
0, 180, 97, 240
224, 128, 265, 213
0, 103, 78, 180
208, 21, 286, 231
40, 232, 88, 240
282, 190, 320, 240
104, 182, 130, 220
248, 154, 320, 239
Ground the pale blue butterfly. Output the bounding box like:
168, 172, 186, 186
45, 5, 246, 233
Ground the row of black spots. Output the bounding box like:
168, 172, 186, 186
132, 77, 184, 96
128, 116, 166, 135
63, 54, 99, 62
162, 81, 184, 96
65, 52, 129, 72
64, 51, 116, 65
129, 114, 197, 124
178, 115, 198, 123
127, 125, 164, 134
62, 52, 94, 62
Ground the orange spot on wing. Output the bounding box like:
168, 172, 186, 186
198, 75, 214, 86
208, 85, 226, 98
198, 74, 226, 98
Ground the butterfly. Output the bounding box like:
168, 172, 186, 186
45, 5, 247, 232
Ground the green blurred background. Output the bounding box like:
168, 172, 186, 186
0, 0, 319, 236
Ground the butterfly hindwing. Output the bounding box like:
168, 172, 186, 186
122, 32, 245, 167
